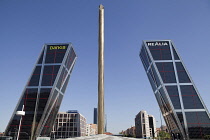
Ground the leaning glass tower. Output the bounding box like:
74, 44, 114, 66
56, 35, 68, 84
4, 43, 77, 140
139, 40, 210, 139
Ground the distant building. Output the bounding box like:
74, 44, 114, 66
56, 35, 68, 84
122, 130, 125, 136
86, 123, 97, 136
86, 124, 90, 136
93, 108, 107, 132
93, 108, 97, 124
122, 130, 126, 136
156, 127, 161, 133
129, 126, 135, 137
122, 126, 135, 137
148, 115, 157, 138
156, 126, 169, 136
135, 110, 156, 139
0, 133, 4, 136
135, 110, 150, 138
125, 128, 130, 136
51, 111, 86, 139
89, 124, 98, 135
105, 114, 107, 132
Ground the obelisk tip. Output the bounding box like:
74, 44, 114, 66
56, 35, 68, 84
99, 4, 104, 9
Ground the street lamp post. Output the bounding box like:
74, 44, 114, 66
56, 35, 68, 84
153, 121, 160, 140
16, 105, 25, 140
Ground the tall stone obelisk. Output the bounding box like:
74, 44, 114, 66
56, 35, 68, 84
98, 4, 104, 134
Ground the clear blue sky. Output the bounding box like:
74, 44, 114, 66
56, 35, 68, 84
1, 0, 210, 134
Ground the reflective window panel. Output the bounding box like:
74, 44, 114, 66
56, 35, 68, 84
180, 85, 204, 109
156, 62, 176, 83
166, 86, 181, 109
45, 45, 69, 64
147, 41, 172, 60
186, 112, 210, 139
176, 62, 191, 83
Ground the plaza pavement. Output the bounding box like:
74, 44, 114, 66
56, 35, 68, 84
56, 134, 157, 140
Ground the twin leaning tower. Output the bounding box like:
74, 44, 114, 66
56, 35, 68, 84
4, 5, 210, 140
140, 41, 210, 139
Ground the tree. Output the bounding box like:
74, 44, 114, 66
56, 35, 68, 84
158, 131, 171, 139
204, 135, 210, 140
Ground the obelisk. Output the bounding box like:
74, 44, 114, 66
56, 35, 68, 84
98, 4, 104, 134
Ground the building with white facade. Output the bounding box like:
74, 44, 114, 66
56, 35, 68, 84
89, 124, 98, 135
135, 111, 150, 138
86, 124, 90, 136
135, 110, 156, 139
51, 110, 86, 139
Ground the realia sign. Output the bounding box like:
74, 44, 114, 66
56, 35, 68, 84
147, 41, 169, 46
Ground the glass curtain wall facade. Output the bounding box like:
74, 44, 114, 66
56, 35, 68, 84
51, 111, 86, 139
139, 40, 210, 139
4, 43, 77, 140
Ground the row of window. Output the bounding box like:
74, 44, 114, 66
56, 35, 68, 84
156, 86, 203, 110
58, 113, 77, 117
147, 64, 204, 110
41, 94, 63, 136
38, 45, 69, 64
177, 112, 210, 138
165, 85, 204, 109
141, 43, 191, 85
54, 127, 78, 131
140, 42, 180, 72
55, 122, 78, 126
156, 91, 210, 138
146, 41, 180, 60
53, 132, 80, 138
57, 118, 77, 121
29, 46, 76, 87
28, 65, 60, 86
156, 62, 190, 83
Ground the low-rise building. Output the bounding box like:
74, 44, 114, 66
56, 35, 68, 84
51, 110, 86, 139
135, 110, 150, 138
125, 128, 130, 136
156, 128, 161, 135
89, 124, 97, 135
129, 126, 135, 137
86, 124, 90, 136
135, 110, 156, 139
122, 126, 135, 137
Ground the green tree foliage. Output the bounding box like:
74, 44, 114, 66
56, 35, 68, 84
204, 135, 210, 140
158, 131, 171, 139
